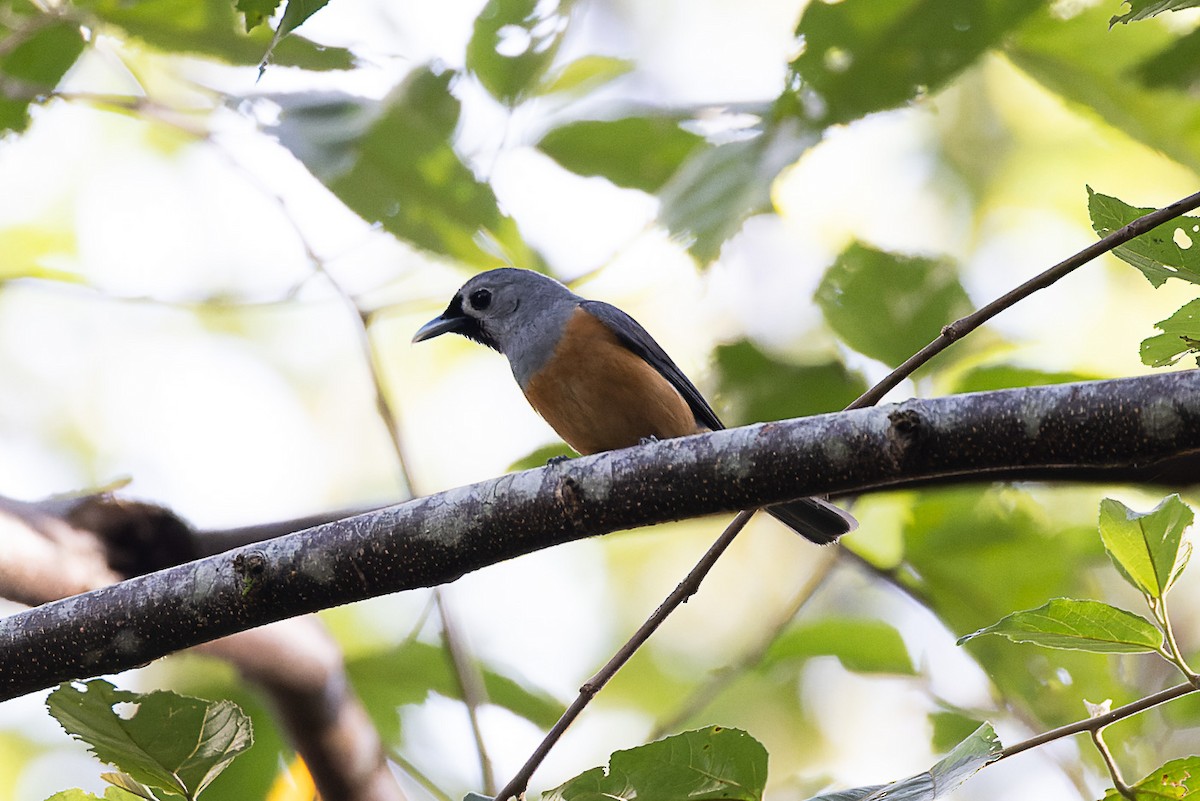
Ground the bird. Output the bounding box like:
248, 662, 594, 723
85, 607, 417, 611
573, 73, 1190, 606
412, 267, 855, 544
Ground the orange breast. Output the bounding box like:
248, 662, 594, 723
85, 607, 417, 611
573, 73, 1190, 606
522, 308, 700, 455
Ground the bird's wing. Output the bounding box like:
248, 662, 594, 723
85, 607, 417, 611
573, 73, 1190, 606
580, 300, 724, 432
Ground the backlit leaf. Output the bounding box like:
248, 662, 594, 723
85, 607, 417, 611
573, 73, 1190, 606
787, 0, 1041, 127
537, 117, 706, 194
805, 724, 1000, 801
46, 679, 252, 800
1141, 299, 1200, 367
1099, 495, 1194, 599
957, 598, 1164, 653
542, 727, 767, 801
816, 243, 973, 368
1087, 188, 1200, 288
468, 0, 573, 104
1111, 0, 1200, 25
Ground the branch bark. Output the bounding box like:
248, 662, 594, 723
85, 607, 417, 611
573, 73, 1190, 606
1, 372, 1197, 702
0, 497, 406, 801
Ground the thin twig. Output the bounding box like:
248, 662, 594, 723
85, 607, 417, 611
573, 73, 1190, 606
998, 682, 1196, 760
846, 189, 1200, 409
492, 509, 756, 801
386, 749, 456, 801
436, 590, 497, 794
1091, 726, 1134, 801
650, 545, 839, 738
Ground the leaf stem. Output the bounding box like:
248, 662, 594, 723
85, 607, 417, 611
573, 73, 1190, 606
1153, 599, 1198, 683
1091, 727, 1134, 801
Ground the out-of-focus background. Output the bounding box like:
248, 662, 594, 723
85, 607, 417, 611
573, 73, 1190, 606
0, 0, 1198, 798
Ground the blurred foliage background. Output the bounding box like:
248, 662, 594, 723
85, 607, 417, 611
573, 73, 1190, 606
0, 0, 1198, 799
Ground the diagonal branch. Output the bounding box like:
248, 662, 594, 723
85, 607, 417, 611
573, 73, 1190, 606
0, 372, 1197, 703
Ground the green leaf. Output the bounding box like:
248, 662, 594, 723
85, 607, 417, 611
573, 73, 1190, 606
541, 726, 767, 801
713, 341, 867, 424
278, 67, 540, 269
949, 364, 1101, 393
538, 55, 633, 97
346, 640, 563, 742
44, 790, 141, 801
815, 244, 973, 368
537, 117, 707, 194
508, 442, 575, 471
1099, 495, 1195, 599
763, 618, 915, 675
786, 0, 1042, 127
259, 0, 332, 71
957, 598, 1164, 653
928, 711, 986, 754
0, 19, 86, 134
46, 679, 253, 800
276, 0, 329, 39
235, 0, 280, 32
1007, 5, 1200, 174
1102, 755, 1200, 800
1087, 188, 1200, 288
1132, 27, 1200, 91
805, 724, 1001, 801
468, 0, 573, 104
1111, 0, 1200, 25
659, 123, 815, 264
78, 0, 352, 70
1142, 299, 1200, 367
100, 773, 157, 801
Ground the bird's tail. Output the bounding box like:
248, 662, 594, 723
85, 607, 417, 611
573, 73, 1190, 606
766, 498, 857, 545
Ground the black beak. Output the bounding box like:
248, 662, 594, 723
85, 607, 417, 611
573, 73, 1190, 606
412, 314, 467, 343
413, 297, 467, 343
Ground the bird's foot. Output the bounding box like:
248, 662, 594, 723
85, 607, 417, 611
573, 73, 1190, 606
546, 454, 571, 466
638, 435, 660, 446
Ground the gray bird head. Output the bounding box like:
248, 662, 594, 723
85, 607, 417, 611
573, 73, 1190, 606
413, 268, 581, 384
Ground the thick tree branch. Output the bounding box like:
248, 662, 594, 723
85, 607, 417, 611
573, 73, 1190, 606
0, 497, 405, 801
0, 372, 1197, 702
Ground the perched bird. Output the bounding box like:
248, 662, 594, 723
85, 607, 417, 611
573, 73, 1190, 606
413, 267, 855, 544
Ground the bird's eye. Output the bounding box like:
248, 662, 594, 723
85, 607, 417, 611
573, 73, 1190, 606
469, 288, 492, 310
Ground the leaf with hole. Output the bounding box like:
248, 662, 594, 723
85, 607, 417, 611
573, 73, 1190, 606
1099, 495, 1194, 599
1087, 188, 1200, 287
1101, 755, 1200, 800
957, 598, 1164, 653
786, 0, 1041, 127
468, 0, 574, 104
46, 679, 253, 801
